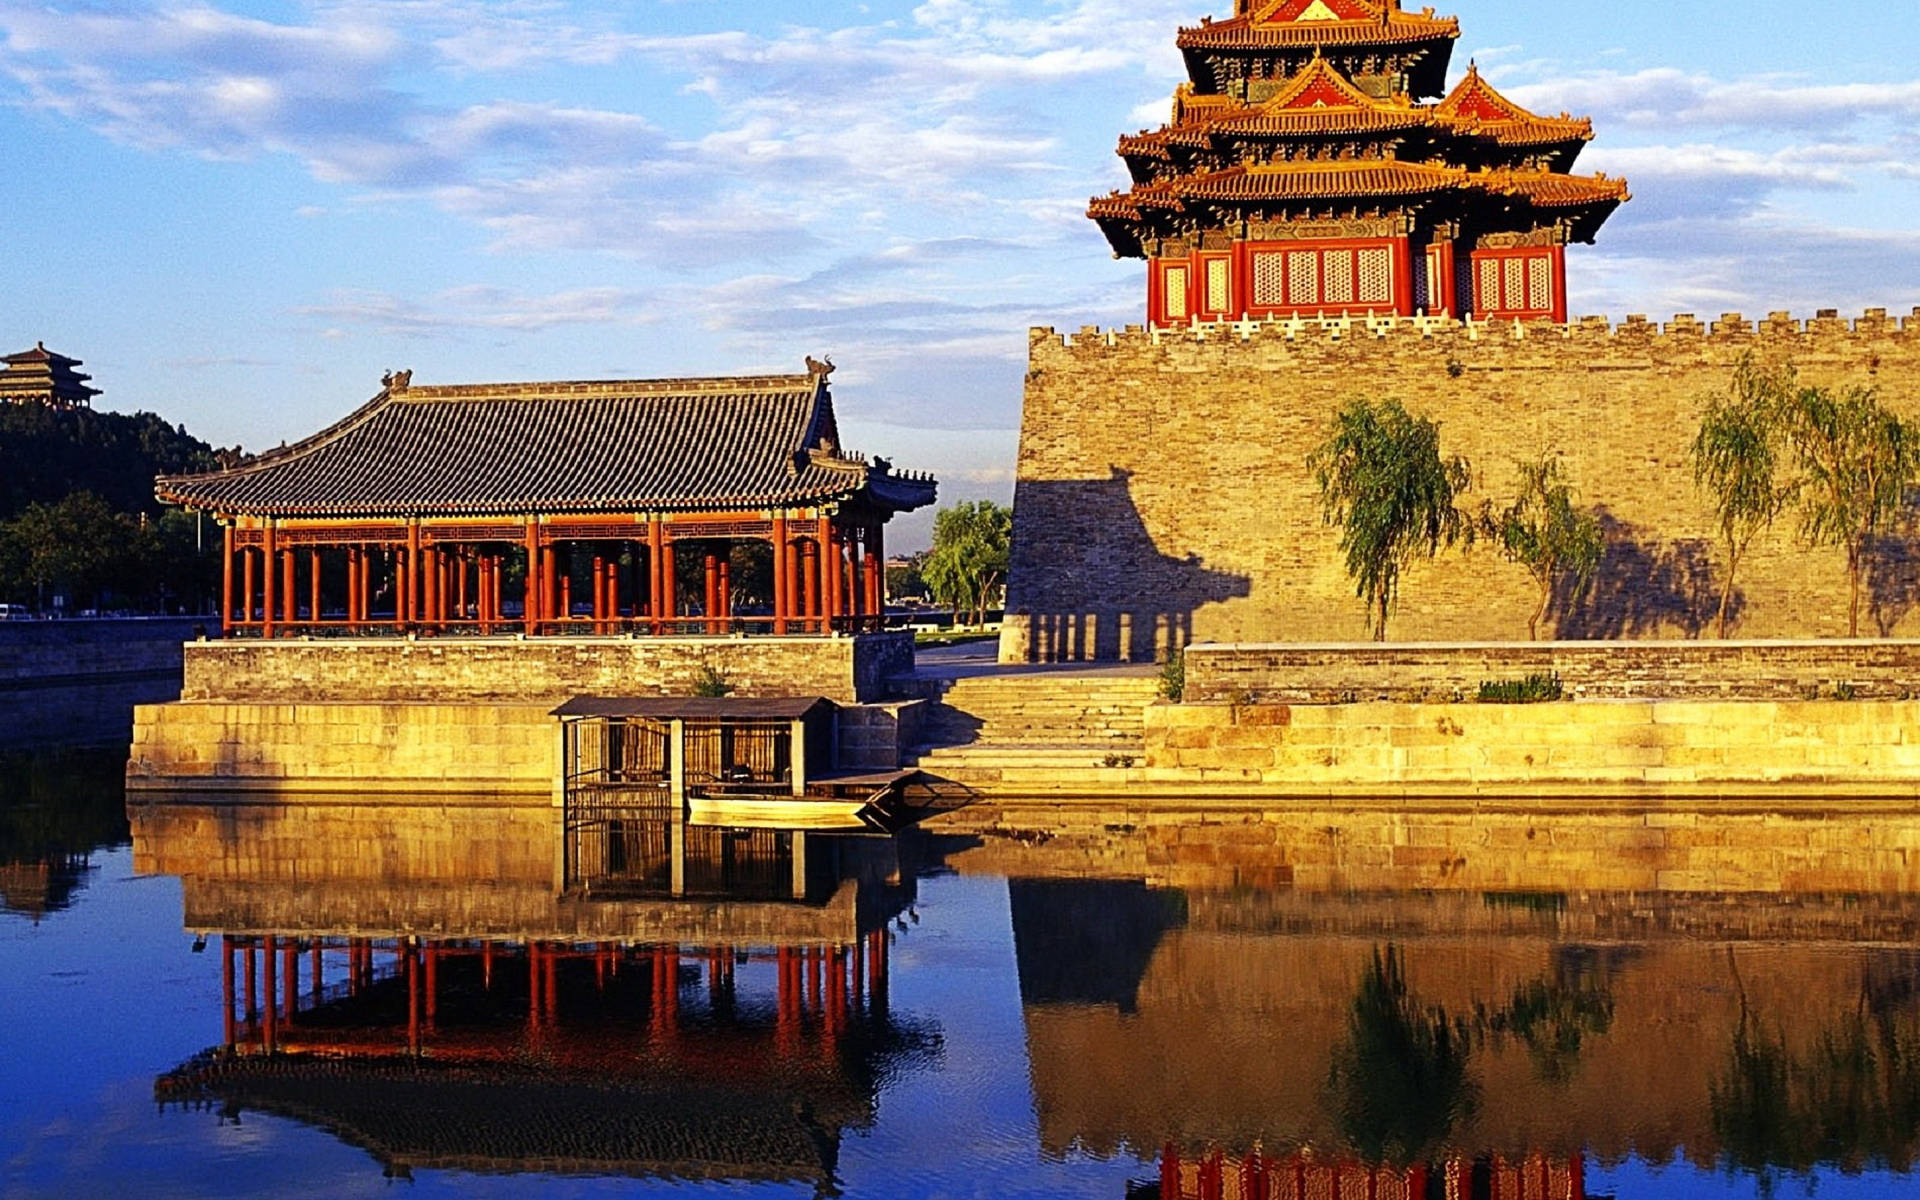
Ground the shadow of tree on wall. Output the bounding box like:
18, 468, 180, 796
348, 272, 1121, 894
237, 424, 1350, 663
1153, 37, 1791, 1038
1550, 510, 1722, 639
1005, 468, 1251, 662
1866, 498, 1920, 636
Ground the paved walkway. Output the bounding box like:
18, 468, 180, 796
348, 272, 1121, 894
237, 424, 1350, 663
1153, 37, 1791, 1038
910, 640, 1157, 682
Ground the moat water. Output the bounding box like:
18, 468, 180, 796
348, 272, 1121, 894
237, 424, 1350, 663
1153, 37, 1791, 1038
6, 752, 1920, 1198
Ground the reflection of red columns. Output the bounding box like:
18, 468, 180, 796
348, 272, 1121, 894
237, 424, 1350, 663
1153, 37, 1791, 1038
1571, 1153, 1585, 1200
1199, 1148, 1222, 1200
852, 937, 866, 1012
527, 944, 542, 1029
775, 948, 797, 1051
1160, 1143, 1180, 1200
261, 936, 278, 1052
282, 942, 298, 1022
482, 941, 495, 990
1242, 1152, 1265, 1200
867, 929, 887, 1016
221, 936, 237, 1049
544, 943, 560, 1023
310, 944, 323, 1002
425, 945, 439, 1032
806, 946, 823, 1015
244, 941, 258, 1029
406, 942, 420, 1053
824, 947, 844, 1045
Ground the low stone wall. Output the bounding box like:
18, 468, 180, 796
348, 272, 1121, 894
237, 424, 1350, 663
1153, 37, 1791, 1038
127, 701, 559, 793
1144, 698, 1920, 794
0, 616, 206, 683
182, 631, 914, 705
1183, 640, 1920, 703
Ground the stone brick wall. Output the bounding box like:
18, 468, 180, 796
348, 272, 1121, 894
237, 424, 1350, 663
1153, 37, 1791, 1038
1143, 698, 1920, 794
181, 632, 914, 704
1184, 639, 1920, 702
126, 701, 558, 792
1001, 310, 1920, 661
0, 616, 205, 682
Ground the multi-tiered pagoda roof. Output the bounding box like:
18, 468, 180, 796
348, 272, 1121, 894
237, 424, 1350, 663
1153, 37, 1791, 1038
1093, 0, 1628, 325
0, 343, 100, 408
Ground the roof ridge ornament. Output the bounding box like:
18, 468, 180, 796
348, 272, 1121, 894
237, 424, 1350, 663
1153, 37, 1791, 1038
805, 354, 835, 378
381, 369, 413, 392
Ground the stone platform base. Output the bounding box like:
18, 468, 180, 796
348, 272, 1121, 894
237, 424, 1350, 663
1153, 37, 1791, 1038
127, 697, 924, 793
179, 631, 914, 705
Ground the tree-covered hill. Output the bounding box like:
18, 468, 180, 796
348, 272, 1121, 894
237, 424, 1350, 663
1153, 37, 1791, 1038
0, 404, 227, 522
0, 404, 236, 612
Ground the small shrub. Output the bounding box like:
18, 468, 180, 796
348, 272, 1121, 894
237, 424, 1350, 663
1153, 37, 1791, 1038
1157, 649, 1186, 702
1831, 682, 1859, 701
1101, 753, 1137, 769
1477, 672, 1565, 704
691, 662, 736, 698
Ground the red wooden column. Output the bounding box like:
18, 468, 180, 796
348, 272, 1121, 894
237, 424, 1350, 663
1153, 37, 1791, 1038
308, 550, 322, 628
703, 553, 720, 634
819, 517, 840, 632
660, 539, 676, 628
261, 522, 277, 639
280, 547, 296, 627
242, 545, 256, 632
220, 525, 234, 634
786, 537, 803, 630
716, 554, 730, 624
424, 545, 440, 627
345, 549, 357, 625
647, 518, 665, 633
864, 525, 884, 620
609, 550, 622, 627
523, 521, 541, 634
1550, 243, 1570, 324
802, 539, 820, 633
771, 514, 790, 635
554, 547, 567, 624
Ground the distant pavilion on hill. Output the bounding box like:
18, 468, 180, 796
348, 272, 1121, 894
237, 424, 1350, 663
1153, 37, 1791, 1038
155, 362, 937, 638
1, 343, 100, 408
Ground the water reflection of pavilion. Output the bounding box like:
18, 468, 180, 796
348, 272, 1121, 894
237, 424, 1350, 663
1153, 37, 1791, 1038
138, 798, 942, 1189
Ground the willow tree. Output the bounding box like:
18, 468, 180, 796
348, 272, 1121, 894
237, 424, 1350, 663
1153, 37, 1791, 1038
922, 500, 1012, 628
1781, 384, 1917, 637
1310, 398, 1471, 641
1692, 362, 1796, 638
1485, 456, 1604, 640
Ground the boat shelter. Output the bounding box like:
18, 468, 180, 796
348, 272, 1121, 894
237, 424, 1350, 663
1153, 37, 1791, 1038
155, 362, 935, 638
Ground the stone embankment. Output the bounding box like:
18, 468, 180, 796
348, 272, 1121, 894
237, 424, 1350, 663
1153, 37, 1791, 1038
0, 616, 205, 749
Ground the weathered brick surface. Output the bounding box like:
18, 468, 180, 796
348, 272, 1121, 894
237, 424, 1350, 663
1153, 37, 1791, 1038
0, 616, 204, 682
1139, 697, 1920, 792
180, 632, 913, 704
1000, 311, 1920, 661
126, 700, 559, 792
1184, 639, 1920, 702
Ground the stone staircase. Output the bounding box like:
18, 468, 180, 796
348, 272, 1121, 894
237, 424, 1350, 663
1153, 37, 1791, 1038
903, 671, 1161, 791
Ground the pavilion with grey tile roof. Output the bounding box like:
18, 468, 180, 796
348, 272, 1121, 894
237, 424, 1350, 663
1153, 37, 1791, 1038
156, 362, 935, 638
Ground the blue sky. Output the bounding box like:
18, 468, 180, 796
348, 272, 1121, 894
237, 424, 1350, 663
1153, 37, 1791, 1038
5, 0, 1919, 548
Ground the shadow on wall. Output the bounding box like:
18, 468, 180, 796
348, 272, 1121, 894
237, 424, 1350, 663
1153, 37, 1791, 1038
1868, 500, 1920, 636
1005, 468, 1251, 662
1551, 510, 1722, 639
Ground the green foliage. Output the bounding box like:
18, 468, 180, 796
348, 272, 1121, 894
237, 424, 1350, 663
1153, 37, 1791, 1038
886, 552, 929, 603
922, 500, 1012, 628
1476, 672, 1565, 703
690, 662, 736, 698
0, 404, 224, 521
1693, 361, 1797, 638
1156, 648, 1185, 701
1310, 398, 1471, 641
1327, 946, 1477, 1164
1778, 380, 1919, 637
1484, 456, 1604, 639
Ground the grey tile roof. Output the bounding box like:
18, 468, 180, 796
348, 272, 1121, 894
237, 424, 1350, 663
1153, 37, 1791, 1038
156, 370, 936, 517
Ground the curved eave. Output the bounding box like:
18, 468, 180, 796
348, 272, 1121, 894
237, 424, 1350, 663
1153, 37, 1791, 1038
1179, 161, 1470, 201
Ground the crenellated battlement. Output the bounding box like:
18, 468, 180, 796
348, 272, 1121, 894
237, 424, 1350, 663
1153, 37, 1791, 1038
1031, 307, 1920, 352
1005, 301, 1920, 663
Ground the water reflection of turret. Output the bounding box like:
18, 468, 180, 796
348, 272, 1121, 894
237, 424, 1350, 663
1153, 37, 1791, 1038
140, 799, 945, 1190
1007, 877, 1920, 1189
